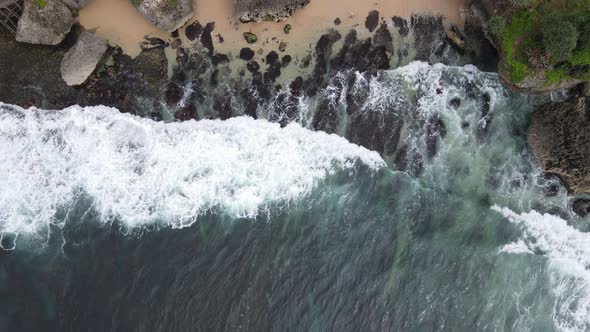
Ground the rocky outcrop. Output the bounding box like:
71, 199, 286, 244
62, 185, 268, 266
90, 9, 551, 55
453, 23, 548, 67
234, 0, 310, 22
16, 0, 75, 45
60, 32, 108, 86
133, 0, 194, 32
62, 0, 88, 10
499, 64, 584, 95
528, 97, 590, 194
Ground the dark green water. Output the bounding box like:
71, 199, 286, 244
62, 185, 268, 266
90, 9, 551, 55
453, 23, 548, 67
0, 63, 588, 331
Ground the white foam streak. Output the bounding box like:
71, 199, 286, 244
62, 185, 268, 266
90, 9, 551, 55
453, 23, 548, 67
492, 206, 590, 332
0, 104, 385, 233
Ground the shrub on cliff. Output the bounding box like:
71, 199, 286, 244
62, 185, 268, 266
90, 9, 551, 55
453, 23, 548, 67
542, 13, 579, 62
489, 16, 506, 36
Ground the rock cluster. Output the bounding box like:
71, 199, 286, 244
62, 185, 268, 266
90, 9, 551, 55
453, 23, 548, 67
233, 0, 310, 22
528, 97, 590, 194
132, 0, 194, 32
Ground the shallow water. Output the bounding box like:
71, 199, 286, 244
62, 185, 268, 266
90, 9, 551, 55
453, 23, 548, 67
0, 63, 588, 331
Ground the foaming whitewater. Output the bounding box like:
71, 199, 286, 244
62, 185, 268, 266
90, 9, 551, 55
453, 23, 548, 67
493, 206, 590, 332
0, 103, 384, 236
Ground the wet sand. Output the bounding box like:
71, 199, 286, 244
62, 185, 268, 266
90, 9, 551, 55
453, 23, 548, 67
78, 0, 168, 57
80, 0, 467, 58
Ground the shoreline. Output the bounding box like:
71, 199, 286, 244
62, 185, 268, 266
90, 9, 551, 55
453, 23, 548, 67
79, 0, 467, 58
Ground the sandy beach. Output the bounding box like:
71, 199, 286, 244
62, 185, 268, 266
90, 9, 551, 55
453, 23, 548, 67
79, 0, 467, 58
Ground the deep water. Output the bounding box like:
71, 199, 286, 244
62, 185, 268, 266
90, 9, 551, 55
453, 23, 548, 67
1, 63, 588, 332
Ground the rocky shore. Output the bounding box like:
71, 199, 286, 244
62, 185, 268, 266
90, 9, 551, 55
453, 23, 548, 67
3, 0, 590, 211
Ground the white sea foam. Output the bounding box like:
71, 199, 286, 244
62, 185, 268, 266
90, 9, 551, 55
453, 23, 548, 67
493, 206, 590, 332
0, 103, 385, 234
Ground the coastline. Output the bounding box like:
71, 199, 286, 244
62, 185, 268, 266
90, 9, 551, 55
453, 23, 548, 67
79, 0, 467, 58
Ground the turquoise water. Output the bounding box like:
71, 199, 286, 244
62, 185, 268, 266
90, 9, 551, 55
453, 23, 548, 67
0, 63, 587, 331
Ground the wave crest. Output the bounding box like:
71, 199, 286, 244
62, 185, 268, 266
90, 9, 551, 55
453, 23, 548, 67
0, 104, 384, 234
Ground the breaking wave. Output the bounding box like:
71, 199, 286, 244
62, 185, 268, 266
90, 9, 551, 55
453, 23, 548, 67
0, 103, 384, 236
493, 206, 590, 332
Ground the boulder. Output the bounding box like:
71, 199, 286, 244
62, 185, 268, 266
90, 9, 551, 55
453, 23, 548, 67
572, 198, 590, 217
528, 97, 590, 194
133, 0, 194, 32
234, 0, 310, 22
16, 0, 75, 45
60, 32, 108, 86
62, 0, 89, 10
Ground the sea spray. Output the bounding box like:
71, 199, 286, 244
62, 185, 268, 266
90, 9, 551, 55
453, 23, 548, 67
0, 103, 385, 236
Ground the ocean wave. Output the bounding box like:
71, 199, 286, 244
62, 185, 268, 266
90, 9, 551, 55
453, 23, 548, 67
493, 206, 590, 332
0, 103, 385, 236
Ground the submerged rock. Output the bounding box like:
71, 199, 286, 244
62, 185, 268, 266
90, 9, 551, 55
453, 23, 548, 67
60, 32, 108, 86
132, 0, 194, 32
572, 198, 590, 217
234, 0, 310, 22
528, 97, 590, 194
16, 0, 75, 45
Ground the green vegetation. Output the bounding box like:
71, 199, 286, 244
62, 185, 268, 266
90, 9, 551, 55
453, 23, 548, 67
499, 11, 533, 82
510, 0, 533, 7
34, 0, 47, 7
489, 16, 506, 36
163, 0, 178, 12
542, 13, 578, 61
489, 0, 590, 85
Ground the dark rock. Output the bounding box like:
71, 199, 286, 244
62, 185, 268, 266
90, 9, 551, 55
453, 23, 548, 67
247, 61, 260, 73
284, 24, 292, 34
374, 23, 394, 54
542, 173, 563, 197
573, 198, 590, 217
213, 89, 233, 120
266, 51, 279, 65
175, 104, 198, 121
450, 97, 461, 109
185, 21, 203, 41
281, 55, 292, 67
211, 54, 229, 66
365, 10, 379, 33
528, 98, 590, 194
301, 54, 312, 68
289, 76, 303, 97
240, 48, 255, 61
201, 22, 216, 55
210, 69, 219, 86
411, 15, 445, 62
392, 16, 409, 37
269, 93, 301, 127
334, 17, 341, 25
171, 29, 179, 38
306, 29, 342, 95
366, 46, 390, 70
217, 34, 224, 43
